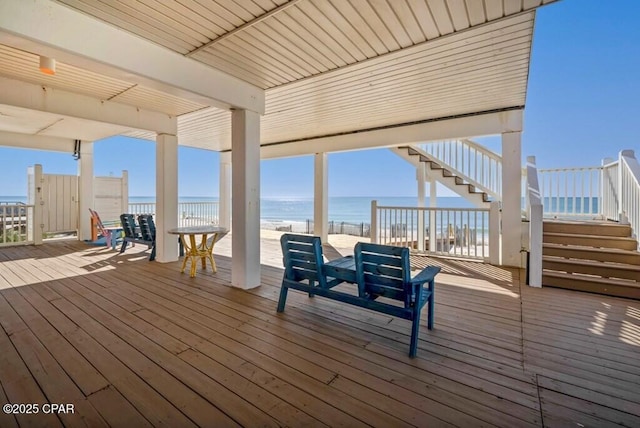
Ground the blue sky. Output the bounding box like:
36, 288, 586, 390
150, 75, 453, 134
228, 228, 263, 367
1, 0, 638, 198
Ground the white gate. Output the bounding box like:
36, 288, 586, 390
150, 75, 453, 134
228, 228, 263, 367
94, 174, 128, 224
28, 166, 79, 235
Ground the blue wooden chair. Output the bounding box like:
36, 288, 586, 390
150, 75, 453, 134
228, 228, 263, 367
354, 242, 439, 357
119, 214, 156, 261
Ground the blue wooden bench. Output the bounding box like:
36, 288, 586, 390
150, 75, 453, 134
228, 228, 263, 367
119, 214, 156, 261
277, 233, 440, 357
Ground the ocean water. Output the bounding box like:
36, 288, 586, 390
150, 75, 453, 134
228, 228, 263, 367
1, 195, 471, 224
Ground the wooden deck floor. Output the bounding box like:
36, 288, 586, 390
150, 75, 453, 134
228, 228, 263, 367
0, 236, 638, 427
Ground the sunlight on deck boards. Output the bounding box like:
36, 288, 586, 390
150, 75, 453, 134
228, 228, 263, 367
0, 236, 638, 427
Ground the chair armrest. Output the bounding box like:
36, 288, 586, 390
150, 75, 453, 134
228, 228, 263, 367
409, 266, 441, 286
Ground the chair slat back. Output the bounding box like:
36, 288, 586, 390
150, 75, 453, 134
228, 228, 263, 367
89, 208, 107, 236
355, 242, 411, 302
280, 234, 326, 287
137, 214, 156, 242
120, 214, 139, 239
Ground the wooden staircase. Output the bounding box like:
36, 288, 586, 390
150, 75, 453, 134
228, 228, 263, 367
542, 220, 640, 299
393, 146, 491, 207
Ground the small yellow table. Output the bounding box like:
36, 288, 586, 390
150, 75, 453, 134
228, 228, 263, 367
167, 226, 228, 278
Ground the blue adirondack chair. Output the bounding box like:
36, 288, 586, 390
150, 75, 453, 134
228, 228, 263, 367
354, 242, 439, 357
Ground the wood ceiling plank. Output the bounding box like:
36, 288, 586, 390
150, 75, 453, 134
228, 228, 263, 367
259, 17, 334, 73
59, 0, 192, 53
483, 0, 504, 20
503, 0, 522, 15
426, 0, 455, 35
348, 0, 400, 52
465, 0, 487, 26
312, 1, 378, 58
369, 0, 414, 48
240, 25, 321, 76
297, 1, 366, 62
388, 0, 426, 45
446, 0, 471, 31
274, 12, 344, 68
113, 0, 208, 46
330, 1, 388, 55
285, 6, 356, 65
156, 0, 226, 39
407, 0, 441, 39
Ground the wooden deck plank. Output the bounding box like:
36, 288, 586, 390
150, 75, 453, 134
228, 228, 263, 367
96, 270, 410, 427
1, 239, 639, 427
45, 290, 244, 428
0, 295, 63, 428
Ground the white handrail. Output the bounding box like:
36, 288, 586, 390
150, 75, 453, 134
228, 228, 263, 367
525, 156, 543, 287
619, 150, 640, 247
371, 200, 493, 260
420, 139, 502, 199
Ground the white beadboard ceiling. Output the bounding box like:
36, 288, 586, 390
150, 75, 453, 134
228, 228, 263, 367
0, 0, 557, 151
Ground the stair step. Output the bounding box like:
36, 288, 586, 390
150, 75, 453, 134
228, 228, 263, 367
542, 271, 640, 299
543, 232, 638, 251
543, 220, 631, 237
543, 243, 640, 265
543, 256, 640, 281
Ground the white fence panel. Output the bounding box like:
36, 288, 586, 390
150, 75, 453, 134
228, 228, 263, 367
41, 173, 78, 234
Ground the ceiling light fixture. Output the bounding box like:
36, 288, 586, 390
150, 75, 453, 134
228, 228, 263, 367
39, 56, 56, 75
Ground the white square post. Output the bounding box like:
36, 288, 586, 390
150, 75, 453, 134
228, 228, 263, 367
77, 141, 94, 241
219, 151, 232, 229
156, 133, 179, 262
501, 131, 523, 267
314, 152, 328, 242
231, 109, 261, 289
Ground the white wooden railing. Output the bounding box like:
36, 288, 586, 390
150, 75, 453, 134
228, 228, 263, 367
128, 201, 220, 227
618, 150, 640, 244
370, 200, 499, 261
524, 156, 543, 287
420, 139, 502, 199
0, 203, 35, 246
538, 166, 602, 218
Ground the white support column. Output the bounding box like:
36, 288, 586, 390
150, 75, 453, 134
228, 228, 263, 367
314, 153, 328, 242
416, 163, 426, 251
156, 133, 179, 262
77, 141, 94, 241
219, 152, 232, 229
489, 201, 501, 265
231, 109, 261, 289
121, 170, 128, 217
501, 131, 523, 267
428, 180, 437, 252
28, 164, 44, 245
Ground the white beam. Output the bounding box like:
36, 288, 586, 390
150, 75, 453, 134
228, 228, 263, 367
0, 77, 176, 134
231, 109, 261, 289
0, 0, 264, 114
261, 110, 523, 159
0, 130, 75, 152
156, 133, 179, 263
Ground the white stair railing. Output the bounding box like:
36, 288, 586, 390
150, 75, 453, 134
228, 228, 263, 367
524, 156, 543, 287
619, 150, 640, 245
420, 139, 502, 200
538, 166, 602, 218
